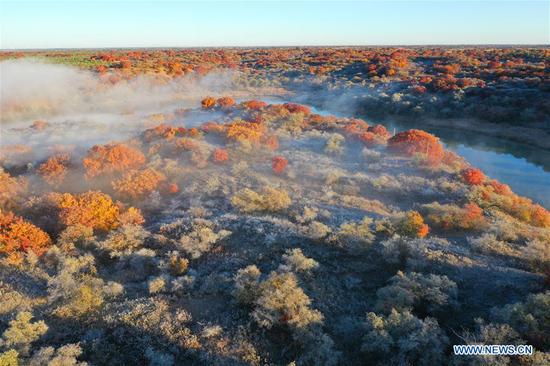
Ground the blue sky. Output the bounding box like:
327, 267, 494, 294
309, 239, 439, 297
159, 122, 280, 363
1, 1, 548, 49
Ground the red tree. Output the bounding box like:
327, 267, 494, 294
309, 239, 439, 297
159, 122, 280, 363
272, 156, 288, 175
461, 168, 485, 185
387, 129, 444, 165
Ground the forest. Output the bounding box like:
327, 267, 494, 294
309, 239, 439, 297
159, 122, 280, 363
0, 47, 549, 365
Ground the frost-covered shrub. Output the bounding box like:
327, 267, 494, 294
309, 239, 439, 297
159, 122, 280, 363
451, 321, 523, 366
301, 221, 332, 240
487, 218, 520, 243
521, 239, 550, 273
162, 251, 189, 276
177, 219, 231, 259
377, 236, 433, 269
333, 217, 375, 252
324, 133, 345, 155
295, 328, 340, 366
231, 187, 291, 213
201, 325, 223, 339
468, 233, 516, 257
0, 282, 35, 319
148, 276, 167, 294
104, 298, 200, 350
46, 254, 122, 318
29, 343, 87, 366
118, 248, 160, 281
252, 271, 323, 329
361, 309, 449, 366
362, 147, 382, 162
99, 224, 148, 257
279, 248, 319, 274
233, 265, 262, 306
0, 312, 47, 356
375, 271, 458, 314
170, 275, 195, 295
490, 291, 550, 348
56, 224, 95, 253
295, 206, 318, 224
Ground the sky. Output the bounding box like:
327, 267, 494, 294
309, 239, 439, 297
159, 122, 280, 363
0, 1, 548, 49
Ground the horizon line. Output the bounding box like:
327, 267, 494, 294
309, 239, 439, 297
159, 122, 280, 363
2, 43, 550, 52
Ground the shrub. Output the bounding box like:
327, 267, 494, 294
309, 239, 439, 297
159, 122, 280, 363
112, 168, 166, 199
105, 298, 200, 350
375, 271, 457, 314
0, 349, 18, 366
473, 185, 550, 227
334, 217, 375, 251
201, 96, 216, 109
0, 312, 48, 356
0, 170, 26, 211
118, 207, 145, 226
216, 96, 236, 109
490, 291, 550, 348
0, 212, 52, 264
233, 265, 262, 306
242, 100, 267, 110
302, 221, 332, 240
226, 120, 265, 145
423, 202, 485, 231
283, 103, 311, 115
461, 168, 485, 185
83, 143, 145, 178
56, 224, 95, 253
177, 219, 231, 259
29, 343, 87, 366
280, 248, 319, 274
359, 125, 390, 146
324, 134, 345, 154
377, 236, 439, 270
47, 254, 122, 318
211, 148, 229, 163
387, 129, 445, 165
271, 156, 288, 175
488, 179, 512, 196
394, 211, 430, 238
531, 204, 550, 228
252, 271, 323, 329
51, 191, 120, 232
37, 153, 71, 186
361, 309, 449, 366
148, 276, 166, 294
166, 252, 189, 276
521, 239, 550, 273
451, 321, 524, 366
231, 187, 291, 213
262, 135, 279, 151
100, 224, 148, 257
